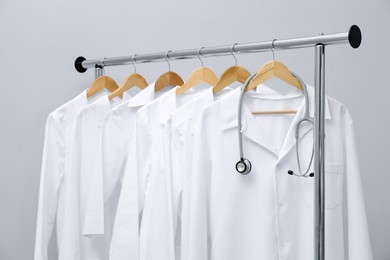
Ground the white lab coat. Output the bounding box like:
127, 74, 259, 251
188, 87, 373, 260
100, 83, 168, 212
110, 86, 206, 260
58, 94, 124, 260
156, 87, 232, 260
108, 82, 172, 259
34, 90, 106, 260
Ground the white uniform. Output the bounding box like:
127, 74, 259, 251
155, 87, 233, 260
187, 86, 373, 260
111, 87, 206, 260
100, 84, 170, 219
58, 94, 124, 260
34, 90, 105, 260
108, 82, 172, 259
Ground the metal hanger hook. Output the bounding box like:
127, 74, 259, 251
132, 54, 137, 73
231, 43, 238, 66
271, 39, 277, 60
97, 57, 107, 76
197, 47, 204, 67
100, 57, 107, 67
165, 50, 172, 71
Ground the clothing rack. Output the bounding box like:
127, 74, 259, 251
74, 25, 362, 260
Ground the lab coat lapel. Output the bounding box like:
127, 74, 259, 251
276, 100, 311, 163
277, 86, 332, 163
128, 81, 156, 108
221, 88, 278, 156
221, 85, 332, 161
242, 104, 280, 156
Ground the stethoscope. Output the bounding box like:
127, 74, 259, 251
235, 72, 314, 177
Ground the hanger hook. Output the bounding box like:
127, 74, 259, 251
165, 50, 172, 72
98, 57, 107, 76
231, 43, 238, 66
197, 47, 204, 67
132, 54, 137, 73
100, 57, 107, 68
271, 39, 277, 60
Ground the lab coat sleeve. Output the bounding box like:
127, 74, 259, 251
110, 121, 140, 260
34, 115, 64, 260
343, 109, 373, 260
187, 112, 212, 260
82, 132, 104, 235
139, 123, 175, 260
57, 115, 83, 260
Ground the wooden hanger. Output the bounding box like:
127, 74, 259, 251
176, 48, 218, 95
108, 73, 148, 100
155, 71, 184, 92
109, 56, 148, 100
155, 51, 184, 92
176, 67, 218, 95
212, 66, 250, 94
86, 75, 119, 97
246, 57, 304, 115
246, 60, 303, 92
213, 44, 251, 94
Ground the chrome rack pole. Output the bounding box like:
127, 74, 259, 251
74, 25, 362, 72
314, 44, 326, 260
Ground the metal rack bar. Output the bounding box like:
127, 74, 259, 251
74, 25, 362, 260
74, 25, 361, 72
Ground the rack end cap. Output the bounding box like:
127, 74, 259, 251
349, 25, 362, 49
75, 56, 87, 73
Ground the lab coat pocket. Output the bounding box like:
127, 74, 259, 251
302, 160, 343, 209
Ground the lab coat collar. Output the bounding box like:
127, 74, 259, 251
221, 85, 331, 157
221, 84, 331, 129
171, 87, 214, 129
127, 81, 156, 108
93, 95, 119, 120
255, 84, 331, 119
52, 90, 88, 122
73, 89, 89, 114
306, 84, 331, 119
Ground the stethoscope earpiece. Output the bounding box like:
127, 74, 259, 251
236, 158, 252, 175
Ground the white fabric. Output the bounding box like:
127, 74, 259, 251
164, 87, 232, 260
36, 81, 372, 260
187, 87, 373, 260
101, 84, 165, 202
58, 94, 124, 260
34, 90, 106, 260
110, 86, 206, 260
108, 82, 171, 259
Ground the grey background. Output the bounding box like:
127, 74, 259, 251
0, 0, 389, 259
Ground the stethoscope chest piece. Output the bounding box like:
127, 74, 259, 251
236, 158, 252, 175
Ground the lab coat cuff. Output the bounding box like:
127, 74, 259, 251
82, 212, 104, 235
